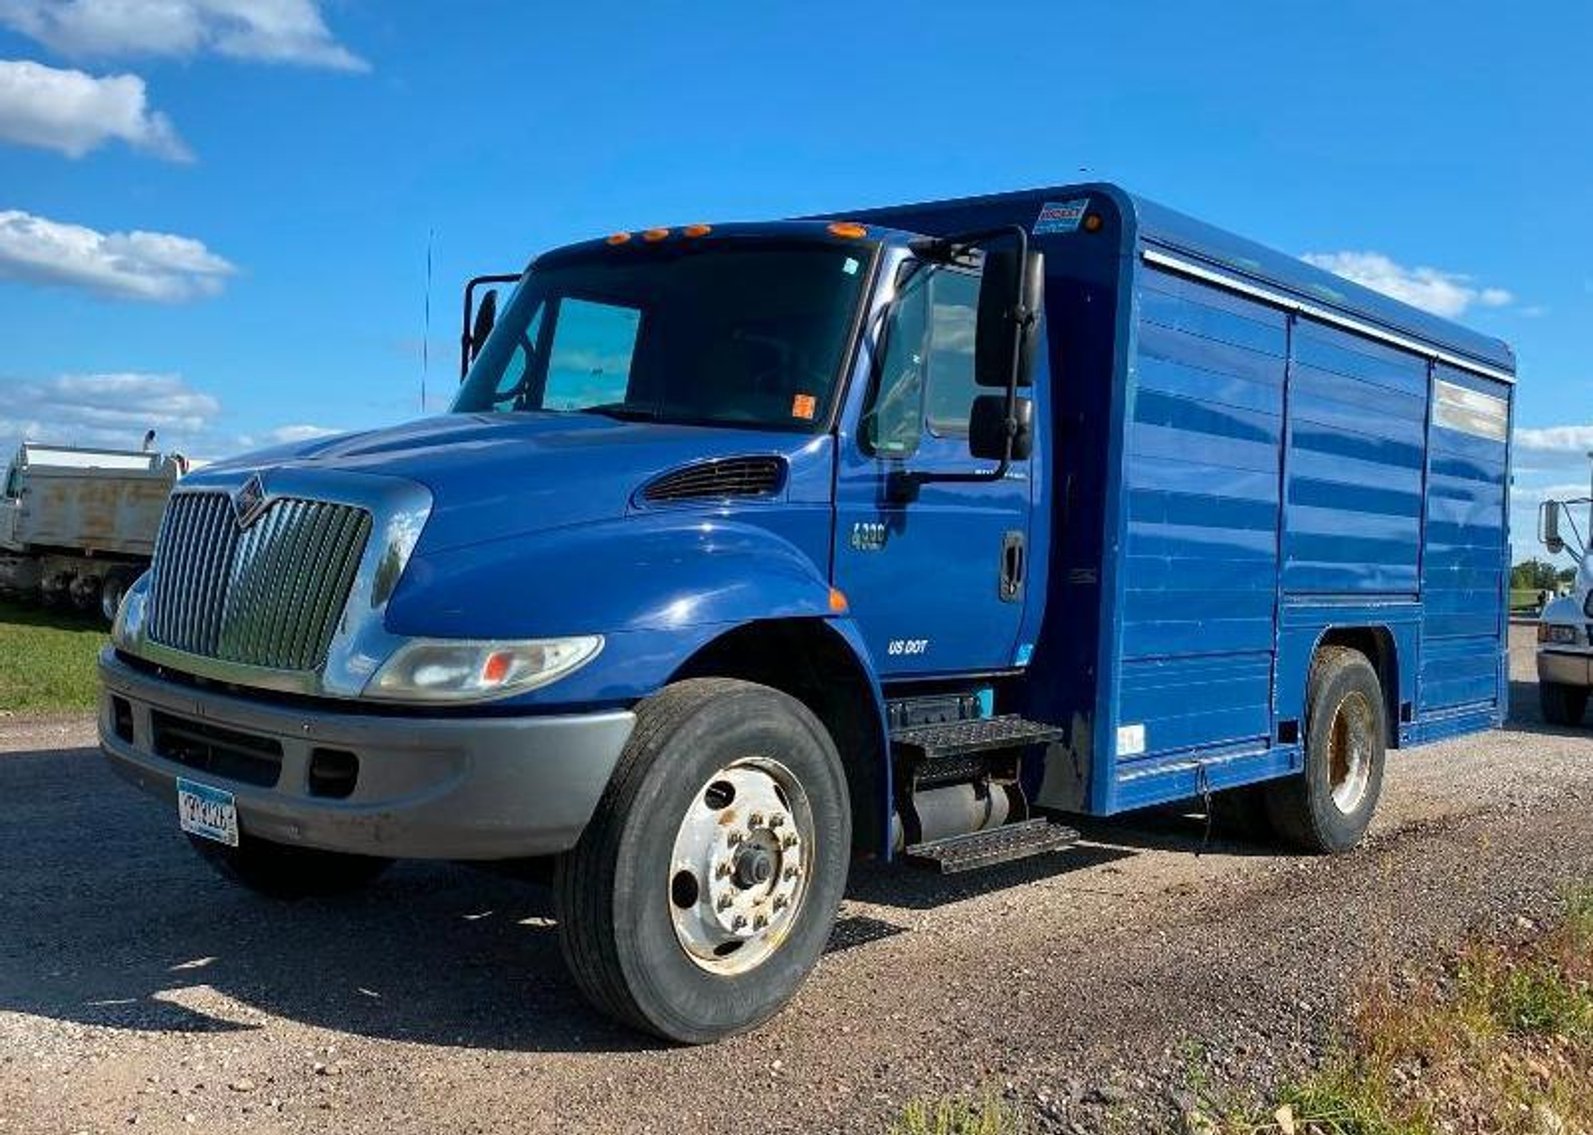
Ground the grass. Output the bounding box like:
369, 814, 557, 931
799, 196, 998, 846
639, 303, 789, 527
0, 599, 106, 714
888, 1094, 1028, 1135
1199, 885, 1593, 1135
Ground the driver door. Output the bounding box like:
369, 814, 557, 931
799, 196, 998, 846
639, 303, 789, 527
833, 262, 1034, 678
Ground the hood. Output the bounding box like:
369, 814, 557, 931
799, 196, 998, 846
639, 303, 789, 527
201, 412, 822, 553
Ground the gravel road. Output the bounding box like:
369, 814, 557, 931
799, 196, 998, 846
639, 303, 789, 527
2, 626, 1589, 1134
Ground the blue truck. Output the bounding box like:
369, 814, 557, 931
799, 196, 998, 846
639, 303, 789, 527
99, 183, 1516, 1043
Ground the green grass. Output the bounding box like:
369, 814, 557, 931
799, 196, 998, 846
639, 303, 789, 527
1203, 885, 1593, 1135
1509, 589, 1546, 613
888, 1095, 1028, 1135
0, 599, 106, 714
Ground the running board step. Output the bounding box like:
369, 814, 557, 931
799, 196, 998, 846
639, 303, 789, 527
904, 818, 1079, 874
891, 714, 1066, 763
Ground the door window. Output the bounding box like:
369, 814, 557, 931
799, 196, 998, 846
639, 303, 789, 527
863, 266, 980, 456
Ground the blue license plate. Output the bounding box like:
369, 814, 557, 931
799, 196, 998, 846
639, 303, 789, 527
176, 777, 239, 847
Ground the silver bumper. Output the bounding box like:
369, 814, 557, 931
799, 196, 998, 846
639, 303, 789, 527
98, 648, 634, 859
1538, 648, 1593, 689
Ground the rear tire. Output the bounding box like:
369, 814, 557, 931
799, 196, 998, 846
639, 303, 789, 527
100, 569, 134, 626
189, 834, 392, 899
1540, 681, 1589, 727
554, 678, 851, 1043
1265, 646, 1386, 854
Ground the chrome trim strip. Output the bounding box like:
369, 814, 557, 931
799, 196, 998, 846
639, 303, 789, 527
117, 466, 433, 699
1141, 247, 1517, 386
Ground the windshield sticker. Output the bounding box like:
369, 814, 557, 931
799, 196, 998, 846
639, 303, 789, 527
791, 393, 817, 420
1033, 199, 1089, 235
842, 257, 860, 276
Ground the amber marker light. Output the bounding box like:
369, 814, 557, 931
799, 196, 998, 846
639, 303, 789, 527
827, 221, 867, 239
683, 223, 712, 238
642, 227, 671, 242
1082, 213, 1104, 233
828, 587, 848, 613
605, 232, 632, 245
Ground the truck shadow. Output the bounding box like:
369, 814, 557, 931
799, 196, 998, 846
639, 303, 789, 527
0, 597, 105, 632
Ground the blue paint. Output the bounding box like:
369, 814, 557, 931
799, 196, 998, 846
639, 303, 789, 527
194, 186, 1514, 851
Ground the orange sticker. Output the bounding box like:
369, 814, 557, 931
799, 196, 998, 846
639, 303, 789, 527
791, 393, 817, 420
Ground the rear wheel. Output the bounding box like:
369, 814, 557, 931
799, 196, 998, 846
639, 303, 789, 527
100, 569, 135, 626
189, 834, 391, 899
554, 678, 851, 1043
1265, 646, 1386, 853
1540, 681, 1589, 727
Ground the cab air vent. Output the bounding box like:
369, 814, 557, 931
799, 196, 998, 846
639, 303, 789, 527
642, 457, 787, 503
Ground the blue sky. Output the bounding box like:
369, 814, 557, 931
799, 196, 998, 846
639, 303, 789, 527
1, 0, 1588, 556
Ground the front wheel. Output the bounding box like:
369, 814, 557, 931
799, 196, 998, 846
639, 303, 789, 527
1540, 681, 1589, 726
1265, 646, 1387, 854
554, 678, 851, 1043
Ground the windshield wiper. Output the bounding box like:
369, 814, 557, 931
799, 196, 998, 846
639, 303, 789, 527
578, 403, 660, 422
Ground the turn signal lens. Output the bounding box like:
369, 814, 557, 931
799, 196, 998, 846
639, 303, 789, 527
642, 227, 671, 242
827, 222, 867, 239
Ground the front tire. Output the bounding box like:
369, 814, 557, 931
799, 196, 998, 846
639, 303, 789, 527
1540, 681, 1589, 727
554, 678, 851, 1043
1265, 646, 1386, 854
189, 834, 392, 899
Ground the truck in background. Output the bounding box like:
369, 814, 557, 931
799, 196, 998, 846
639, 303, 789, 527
1538, 494, 1593, 725
0, 442, 186, 623
99, 183, 1515, 1043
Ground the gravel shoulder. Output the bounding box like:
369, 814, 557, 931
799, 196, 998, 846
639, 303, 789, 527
1, 628, 1589, 1134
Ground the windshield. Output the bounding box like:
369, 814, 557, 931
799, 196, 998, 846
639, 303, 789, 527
453, 240, 873, 431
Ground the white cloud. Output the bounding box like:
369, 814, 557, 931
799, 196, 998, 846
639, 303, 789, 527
0, 209, 234, 301
1301, 250, 1514, 318
0, 58, 189, 159
1516, 424, 1593, 454
0, 0, 367, 70
264, 423, 338, 444
0, 372, 221, 456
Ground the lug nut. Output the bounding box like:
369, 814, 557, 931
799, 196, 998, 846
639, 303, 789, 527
773, 895, 788, 911
769, 814, 785, 829
748, 812, 765, 827
732, 915, 747, 931
781, 834, 797, 849
715, 861, 732, 879
753, 914, 768, 930
783, 866, 800, 881
726, 830, 744, 846
717, 894, 732, 911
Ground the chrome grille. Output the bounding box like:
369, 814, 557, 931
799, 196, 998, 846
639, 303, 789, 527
148, 492, 372, 672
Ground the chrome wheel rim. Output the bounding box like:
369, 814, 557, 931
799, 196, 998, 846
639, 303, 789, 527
668, 757, 813, 975
1328, 690, 1374, 814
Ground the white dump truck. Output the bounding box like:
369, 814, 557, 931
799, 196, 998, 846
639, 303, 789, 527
1538, 495, 1592, 726
0, 442, 185, 623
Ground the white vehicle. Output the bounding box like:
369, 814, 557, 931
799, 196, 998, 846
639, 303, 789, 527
1538, 497, 1592, 726
0, 442, 185, 623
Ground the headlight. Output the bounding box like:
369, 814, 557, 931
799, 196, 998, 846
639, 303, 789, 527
366, 636, 603, 702
1538, 623, 1580, 646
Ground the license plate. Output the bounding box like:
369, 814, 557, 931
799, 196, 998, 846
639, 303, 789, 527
177, 777, 239, 847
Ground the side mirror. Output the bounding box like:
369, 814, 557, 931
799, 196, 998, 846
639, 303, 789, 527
969, 394, 1034, 462
975, 242, 1044, 389
470, 289, 499, 361
1541, 500, 1565, 556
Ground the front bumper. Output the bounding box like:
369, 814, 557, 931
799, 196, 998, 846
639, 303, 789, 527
1538, 648, 1593, 689
98, 648, 635, 859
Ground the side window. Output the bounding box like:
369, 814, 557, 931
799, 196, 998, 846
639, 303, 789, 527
924, 271, 980, 436
864, 269, 930, 457
543, 298, 642, 410
481, 298, 545, 413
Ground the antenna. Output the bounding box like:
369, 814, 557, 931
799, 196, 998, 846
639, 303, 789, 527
421, 228, 434, 414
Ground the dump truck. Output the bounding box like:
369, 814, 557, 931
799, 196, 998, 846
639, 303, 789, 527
99, 183, 1515, 1042
1538, 493, 1592, 725
0, 442, 184, 623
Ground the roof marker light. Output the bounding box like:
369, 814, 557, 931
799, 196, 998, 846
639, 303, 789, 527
606, 232, 632, 245
683, 223, 712, 238
642, 227, 671, 242
827, 222, 867, 239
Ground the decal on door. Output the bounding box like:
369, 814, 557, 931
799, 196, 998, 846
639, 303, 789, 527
849, 521, 888, 551
886, 638, 929, 657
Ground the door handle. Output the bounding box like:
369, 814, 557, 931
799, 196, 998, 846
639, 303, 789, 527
1000, 531, 1026, 602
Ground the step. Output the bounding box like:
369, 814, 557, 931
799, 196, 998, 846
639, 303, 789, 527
890, 714, 1067, 763
903, 818, 1080, 874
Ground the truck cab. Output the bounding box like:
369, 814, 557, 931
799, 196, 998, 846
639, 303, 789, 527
99, 185, 1516, 1043
1537, 497, 1592, 725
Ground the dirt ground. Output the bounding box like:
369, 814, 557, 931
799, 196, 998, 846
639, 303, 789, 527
1, 626, 1589, 1134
